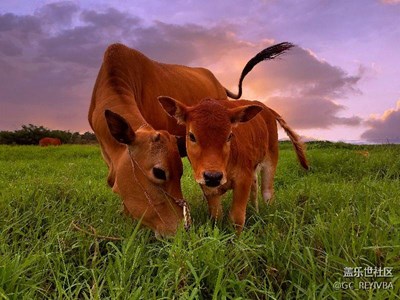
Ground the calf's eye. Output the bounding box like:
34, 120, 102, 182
189, 132, 196, 143
227, 132, 233, 142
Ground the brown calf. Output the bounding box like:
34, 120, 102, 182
159, 97, 308, 233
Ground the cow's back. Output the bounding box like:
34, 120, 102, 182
89, 43, 228, 138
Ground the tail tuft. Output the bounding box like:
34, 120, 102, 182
227, 42, 295, 99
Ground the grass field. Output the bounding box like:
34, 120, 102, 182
0, 143, 399, 299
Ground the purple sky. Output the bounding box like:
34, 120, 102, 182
1, 0, 399, 142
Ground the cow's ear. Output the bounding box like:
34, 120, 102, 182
105, 110, 136, 144
228, 105, 263, 126
158, 96, 188, 124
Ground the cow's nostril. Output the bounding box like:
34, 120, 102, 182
203, 171, 223, 187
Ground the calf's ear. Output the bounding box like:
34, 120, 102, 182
104, 110, 136, 144
228, 105, 263, 126
158, 96, 188, 125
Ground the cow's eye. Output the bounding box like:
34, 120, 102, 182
153, 167, 167, 181
227, 132, 233, 142
188, 132, 196, 143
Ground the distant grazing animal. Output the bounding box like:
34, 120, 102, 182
159, 97, 308, 233
88, 42, 293, 235
39, 137, 61, 146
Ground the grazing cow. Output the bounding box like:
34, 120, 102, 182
88, 42, 293, 235
39, 137, 61, 146
159, 97, 308, 233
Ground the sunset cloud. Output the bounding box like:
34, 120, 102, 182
380, 0, 400, 4
361, 101, 400, 143
0, 5, 250, 129
207, 45, 363, 129
0, 2, 368, 134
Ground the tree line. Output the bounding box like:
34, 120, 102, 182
0, 124, 97, 145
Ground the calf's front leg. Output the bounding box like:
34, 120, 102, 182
229, 177, 252, 234
206, 194, 223, 220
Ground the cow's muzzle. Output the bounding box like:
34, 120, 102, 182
203, 171, 223, 187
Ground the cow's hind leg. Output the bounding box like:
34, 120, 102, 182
261, 158, 277, 204
249, 167, 259, 212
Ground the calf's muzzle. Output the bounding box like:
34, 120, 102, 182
203, 170, 223, 187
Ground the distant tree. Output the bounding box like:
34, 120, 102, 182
0, 131, 15, 144
11, 124, 51, 145
71, 132, 82, 144
81, 131, 97, 144
0, 125, 98, 145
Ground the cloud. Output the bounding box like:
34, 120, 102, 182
265, 96, 362, 129
361, 101, 400, 143
380, 0, 400, 4
0, 13, 41, 35
207, 45, 363, 129
0, 2, 363, 132
35, 1, 79, 27
0, 39, 22, 56
132, 22, 246, 65
81, 7, 141, 28
0, 4, 253, 131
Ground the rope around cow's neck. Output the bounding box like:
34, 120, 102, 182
127, 147, 191, 231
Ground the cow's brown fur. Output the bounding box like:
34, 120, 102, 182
89, 43, 228, 136
39, 137, 61, 146
88, 44, 236, 235
159, 97, 308, 233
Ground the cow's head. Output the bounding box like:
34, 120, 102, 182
105, 109, 189, 236
158, 97, 262, 189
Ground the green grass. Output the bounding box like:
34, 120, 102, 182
0, 143, 399, 299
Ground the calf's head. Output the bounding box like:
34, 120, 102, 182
158, 97, 262, 188
105, 109, 189, 236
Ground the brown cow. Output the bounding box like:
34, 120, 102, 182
88, 42, 293, 235
159, 97, 308, 233
39, 137, 61, 146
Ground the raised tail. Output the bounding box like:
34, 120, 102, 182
226, 42, 295, 99
270, 109, 309, 170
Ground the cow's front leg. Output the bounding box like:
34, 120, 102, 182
229, 177, 252, 234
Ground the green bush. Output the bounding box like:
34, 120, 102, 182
0, 124, 97, 145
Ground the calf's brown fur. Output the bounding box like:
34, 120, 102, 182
159, 97, 308, 233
